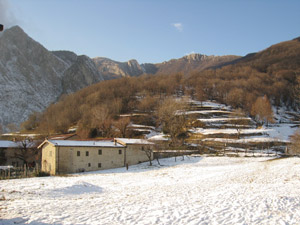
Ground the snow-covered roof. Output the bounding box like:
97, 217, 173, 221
115, 138, 154, 145
39, 139, 124, 148
0, 140, 18, 148
0, 140, 38, 148
0, 165, 13, 170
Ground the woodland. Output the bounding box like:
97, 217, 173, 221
21, 37, 300, 140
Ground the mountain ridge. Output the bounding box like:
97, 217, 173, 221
1, 25, 298, 132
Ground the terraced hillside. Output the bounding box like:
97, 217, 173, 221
126, 98, 299, 155
185, 100, 298, 155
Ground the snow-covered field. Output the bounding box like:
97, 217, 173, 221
1, 156, 300, 225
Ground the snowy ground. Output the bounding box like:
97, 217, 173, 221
1, 156, 300, 225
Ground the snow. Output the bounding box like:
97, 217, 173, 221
203, 137, 287, 143
1, 156, 300, 224
146, 131, 169, 141
192, 128, 271, 135
197, 124, 298, 144
0, 140, 37, 148
267, 123, 299, 141
0, 165, 13, 170
189, 100, 231, 110
2, 133, 39, 137
198, 117, 251, 122
44, 139, 124, 148
0, 140, 17, 148
129, 124, 155, 130
115, 138, 154, 145
178, 110, 233, 115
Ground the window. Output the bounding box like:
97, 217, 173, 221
98, 163, 101, 168
88, 163, 91, 167
49, 151, 52, 157
86, 151, 89, 156
77, 151, 80, 156
98, 149, 102, 155
119, 149, 122, 154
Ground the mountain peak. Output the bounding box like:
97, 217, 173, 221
2, 25, 26, 37
183, 53, 207, 61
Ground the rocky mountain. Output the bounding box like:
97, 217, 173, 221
149, 53, 241, 75
0, 26, 242, 131
93, 57, 145, 80
0, 26, 103, 131
55, 53, 103, 94
93, 53, 241, 79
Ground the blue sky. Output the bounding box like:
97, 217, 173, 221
3, 0, 300, 63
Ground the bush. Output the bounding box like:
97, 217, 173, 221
34, 171, 50, 177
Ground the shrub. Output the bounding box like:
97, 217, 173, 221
34, 171, 50, 177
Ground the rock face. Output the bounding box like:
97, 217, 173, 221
93, 53, 240, 79
59, 55, 103, 94
93, 57, 145, 80
0, 26, 103, 131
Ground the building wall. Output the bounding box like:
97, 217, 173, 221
126, 145, 153, 165
41, 142, 154, 175
59, 146, 126, 174
42, 145, 126, 174
41, 143, 57, 175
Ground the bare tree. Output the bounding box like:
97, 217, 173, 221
141, 145, 153, 166
113, 117, 131, 138
195, 84, 206, 106
227, 88, 245, 109
92, 106, 113, 137
14, 138, 38, 167
231, 109, 251, 139
157, 98, 189, 147
21, 112, 41, 131
289, 129, 300, 155
251, 95, 274, 126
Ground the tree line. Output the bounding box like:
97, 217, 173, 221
21, 37, 300, 139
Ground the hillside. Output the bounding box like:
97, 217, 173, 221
1, 26, 300, 133
0, 26, 241, 131
1, 157, 300, 224
30, 36, 300, 139
152, 53, 240, 75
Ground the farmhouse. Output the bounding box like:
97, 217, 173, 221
38, 138, 154, 175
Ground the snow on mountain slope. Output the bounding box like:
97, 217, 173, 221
0, 26, 103, 130
1, 156, 300, 224
0, 26, 67, 129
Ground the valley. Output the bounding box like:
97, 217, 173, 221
1, 2, 300, 225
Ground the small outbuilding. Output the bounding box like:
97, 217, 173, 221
0, 140, 39, 167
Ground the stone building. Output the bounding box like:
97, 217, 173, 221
38, 138, 154, 175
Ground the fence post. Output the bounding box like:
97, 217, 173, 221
24, 164, 27, 177
36, 163, 39, 174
